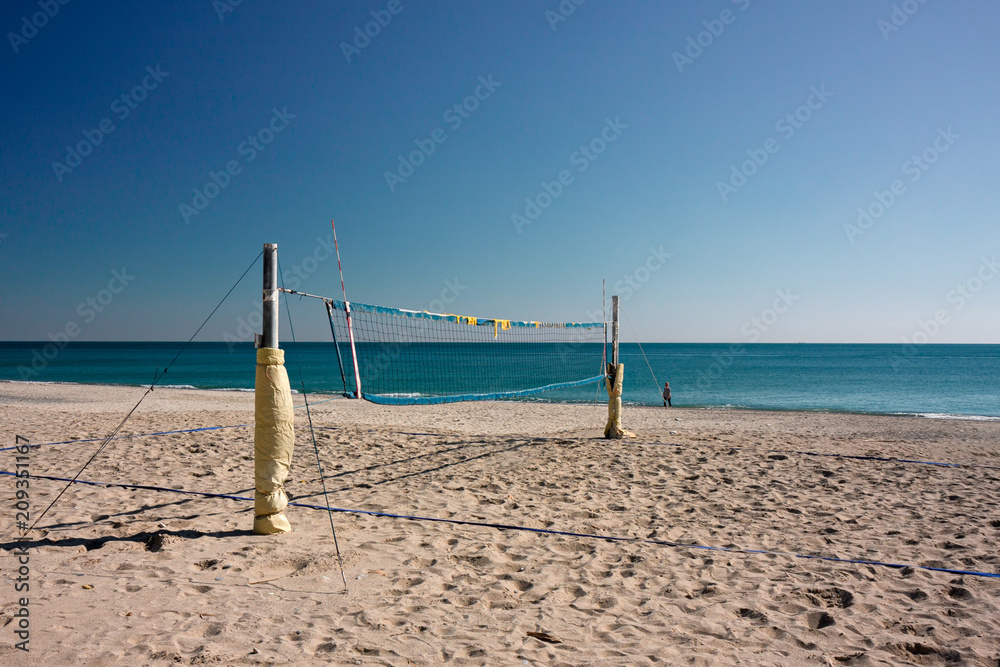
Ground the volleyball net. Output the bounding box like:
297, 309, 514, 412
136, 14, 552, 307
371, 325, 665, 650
284, 291, 606, 405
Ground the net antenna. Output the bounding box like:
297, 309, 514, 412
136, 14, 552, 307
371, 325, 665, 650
332, 219, 363, 398
602, 279, 608, 371
596, 279, 607, 405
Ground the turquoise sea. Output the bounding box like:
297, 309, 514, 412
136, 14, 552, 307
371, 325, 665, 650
1, 342, 998, 419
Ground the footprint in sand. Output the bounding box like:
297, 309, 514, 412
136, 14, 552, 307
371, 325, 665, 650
947, 586, 972, 600
737, 608, 768, 623
804, 610, 835, 630
313, 641, 337, 654
805, 587, 854, 609
888, 642, 961, 663
204, 623, 224, 637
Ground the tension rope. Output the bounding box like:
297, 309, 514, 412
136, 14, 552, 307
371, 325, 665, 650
28, 251, 263, 531
621, 306, 663, 402
279, 261, 349, 591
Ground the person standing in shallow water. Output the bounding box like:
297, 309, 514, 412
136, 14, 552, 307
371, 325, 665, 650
662, 382, 671, 407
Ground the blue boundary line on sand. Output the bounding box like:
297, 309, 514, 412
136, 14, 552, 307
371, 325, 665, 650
0, 396, 344, 453
9, 424, 998, 473
1, 470, 997, 580
0, 424, 251, 452
642, 441, 1000, 471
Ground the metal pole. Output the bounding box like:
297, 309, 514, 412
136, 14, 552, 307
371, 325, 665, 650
324, 300, 349, 396
255, 242, 293, 534
262, 243, 279, 349
611, 295, 619, 368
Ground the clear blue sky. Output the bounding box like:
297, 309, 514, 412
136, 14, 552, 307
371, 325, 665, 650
2, 1, 998, 343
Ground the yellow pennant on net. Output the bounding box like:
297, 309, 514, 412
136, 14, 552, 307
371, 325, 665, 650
424, 311, 477, 326
493, 320, 511, 338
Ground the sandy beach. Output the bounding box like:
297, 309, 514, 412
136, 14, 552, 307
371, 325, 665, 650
1, 381, 999, 665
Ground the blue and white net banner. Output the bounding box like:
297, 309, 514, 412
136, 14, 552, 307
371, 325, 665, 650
329, 299, 602, 330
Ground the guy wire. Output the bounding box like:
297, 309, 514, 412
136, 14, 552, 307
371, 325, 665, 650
29, 250, 263, 531
621, 305, 663, 400
279, 260, 349, 593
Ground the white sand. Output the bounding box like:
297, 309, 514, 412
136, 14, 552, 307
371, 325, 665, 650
1, 382, 999, 665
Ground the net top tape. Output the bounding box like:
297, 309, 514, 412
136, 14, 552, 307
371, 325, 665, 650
329, 299, 602, 330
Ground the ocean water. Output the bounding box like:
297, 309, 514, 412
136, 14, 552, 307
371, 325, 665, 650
1, 342, 998, 419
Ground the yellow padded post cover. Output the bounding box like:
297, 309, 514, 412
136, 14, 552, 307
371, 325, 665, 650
254, 347, 295, 534
604, 363, 636, 439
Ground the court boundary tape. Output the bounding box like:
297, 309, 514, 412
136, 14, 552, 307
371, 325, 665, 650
1, 470, 997, 580
8, 425, 1000, 472
0, 397, 343, 453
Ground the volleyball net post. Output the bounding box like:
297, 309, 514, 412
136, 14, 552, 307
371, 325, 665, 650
253, 243, 295, 535
604, 295, 634, 439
